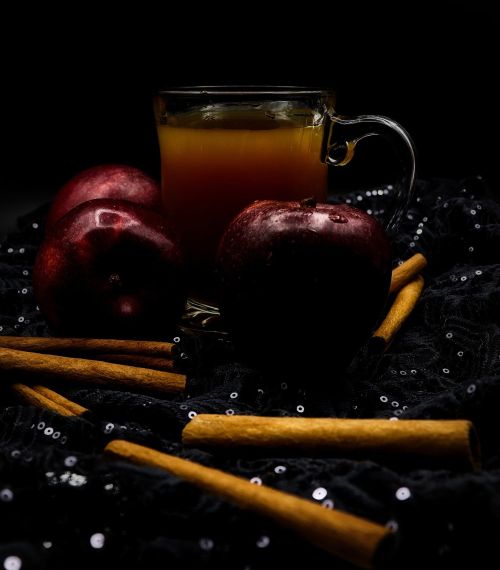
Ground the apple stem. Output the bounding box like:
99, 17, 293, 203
300, 197, 317, 208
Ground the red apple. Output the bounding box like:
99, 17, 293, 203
216, 198, 392, 380
45, 164, 161, 230
33, 199, 186, 337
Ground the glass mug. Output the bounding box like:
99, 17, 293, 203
154, 86, 415, 329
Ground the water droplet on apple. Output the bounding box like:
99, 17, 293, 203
329, 213, 348, 223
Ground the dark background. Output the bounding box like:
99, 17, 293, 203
0, 2, 496, 232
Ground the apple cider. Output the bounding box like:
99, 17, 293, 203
157, 110, 327, 298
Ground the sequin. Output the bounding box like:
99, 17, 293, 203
322, 499, 334, 509
180, 404, 188, 410
467, 384, 476, 394
312, 487, 328, 500
250, 477, 262, 485
3, 556, 22, 570
32, 223, 39, 229
296, 405, 304, 413
7, 248, 13, 253
274, 465, 287, 474
446, 332, 453, 339
366, 209, 373, 215
409, 242, 415, 248
380, 396, 388, 403
61, 436, 68, 444
42, 542, 52, 549
403, 406, 408, 410
470, 209, 476, 215
104, 483, 114, 491
357, 195, 363, 201
450, 275, 457, 282
52, 431, 61, 440
410, 370, 417, 375
365, 190, 372, 196
443, 202, 448, 208
68, 473, 87, 487
391, 401, 399, 408
10, 450, 20, 459
173, 336, 181, 343
90, 533, 105, 549
390, 369, 397, 374
21, 288, 27, 294
188, 411, 197, 419
37, 422, 45, 430
225, 409, 235, 416
229, 392, 238, 399
394, 410, 403, 417
416, 229, 423, 235
257, 389, 264, 395
280, 382, 288, 390
0, 488, 13, 502
413, 236, 419, 241
17, 316, 24, 323
443, 368, 450, 374
475, 270, 483, 276
199, 538, 214, 551
423, 217, 428, 222
418, 222, 424, 227
389, 417, 399, 421
44, 427, 54, 436
474, 224, 480, 229
395, 486, 411, 501
468, 246, 474, 252
460, 276, 467, 282
399, 371, 407, 376
64, 456, 77, 467
386, 520, 399, 532
256, 536, 270, 548
457, 351, 464, 357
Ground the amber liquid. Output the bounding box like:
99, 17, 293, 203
158, 111, 327, 299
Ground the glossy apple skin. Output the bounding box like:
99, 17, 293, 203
34, 199, 186, 337
216, 200, 392, 380
45, 164, 161, 230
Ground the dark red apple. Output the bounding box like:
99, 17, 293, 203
45, 164, 161, 230
33, 199, 186, 337
216, 198, 392, 380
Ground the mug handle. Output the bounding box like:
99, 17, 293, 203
325, 114, 416, 235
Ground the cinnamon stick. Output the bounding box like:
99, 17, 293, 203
31, 385, 88, 416
0, 347, 186, 394
372, 275, 424, 349
389, 253, 427, 295
182, 415, 480, 470
105, 439, 392, 569
11, 383, 77, 417
0, 336, 176, 358
91, 353, 175, 371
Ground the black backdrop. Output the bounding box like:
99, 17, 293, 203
0, 2, 497, 232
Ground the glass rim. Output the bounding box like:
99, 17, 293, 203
157, 85, 335, 96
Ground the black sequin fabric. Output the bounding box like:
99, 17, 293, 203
1, 177, 499, 569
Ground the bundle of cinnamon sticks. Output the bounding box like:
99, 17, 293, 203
0, 337, 187, 401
